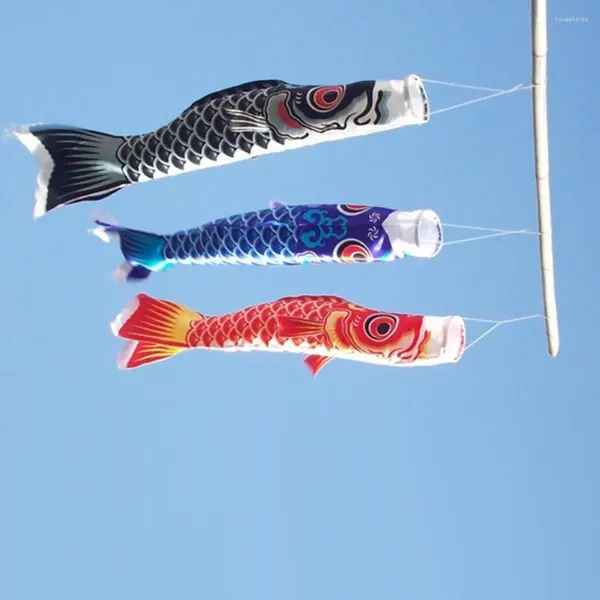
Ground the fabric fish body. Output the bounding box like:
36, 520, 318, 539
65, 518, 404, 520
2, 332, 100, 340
110, 293, 466, 373
14, 76, 429, 219
92, 203, 443, 281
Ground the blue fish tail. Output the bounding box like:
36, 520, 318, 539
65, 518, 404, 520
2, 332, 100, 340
113, 263, 154, 282
92, 220, 170, 282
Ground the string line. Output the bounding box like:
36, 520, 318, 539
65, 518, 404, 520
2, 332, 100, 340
461, 315, 545, 351
443, 223, 539, 235
423, 81, 532, 116
438, 223, 540, 246
444, 230, 533, 245
396, 78, 545, 351
463, 314, 545, 324
464, 323, 502, 351
421, 78, 509, 93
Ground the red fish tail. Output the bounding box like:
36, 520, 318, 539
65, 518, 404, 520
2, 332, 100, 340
117, 340, 186, 370
110, 293, 204, 369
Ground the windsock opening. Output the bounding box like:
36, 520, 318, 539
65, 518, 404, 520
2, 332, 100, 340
382, 209, 443, 258
404, 74, 430, 123
416, 209, 443, 257
418, 315, 466, 365
441, 316, 466, 363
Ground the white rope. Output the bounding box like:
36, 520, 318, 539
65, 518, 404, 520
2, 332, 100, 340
464, 322, 503, 351
429, 83, 532, 116
462, 314, 545, 351
443, 230, 534, 246
444, 223, 539, 235
421, 78, 508, 93
464, 314, 545, 324
441, 223, 539, 246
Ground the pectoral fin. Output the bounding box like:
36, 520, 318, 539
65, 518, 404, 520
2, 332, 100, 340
224, 108, 270, 133
277, 316, 323, 338
303, 354, 333, 376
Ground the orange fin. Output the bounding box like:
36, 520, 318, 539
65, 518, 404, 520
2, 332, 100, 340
117, 340, 185, 369
277, 316, 323, 338
111, 292, 202, 346
303, 354, 333, 376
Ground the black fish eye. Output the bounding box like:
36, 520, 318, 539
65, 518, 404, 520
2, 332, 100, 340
377, 322, 391, 335
323, 91, 337, 103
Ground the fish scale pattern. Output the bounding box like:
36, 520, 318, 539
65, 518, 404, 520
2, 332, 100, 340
115, 80, 289, 182
187, 295, 349, 349
162, 205, 315, 266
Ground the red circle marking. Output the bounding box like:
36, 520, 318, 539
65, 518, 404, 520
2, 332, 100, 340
312, 86, 343, 110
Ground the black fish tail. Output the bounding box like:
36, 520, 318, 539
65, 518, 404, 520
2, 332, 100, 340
13, 124, 129, 219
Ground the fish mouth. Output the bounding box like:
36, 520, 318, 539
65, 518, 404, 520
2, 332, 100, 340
421, 315, 466, 363
404, 74, 430, 123
416, 209, 443, 257
382, 209, 443, 258
388, 316, 466, 366
440, 316, 466, 362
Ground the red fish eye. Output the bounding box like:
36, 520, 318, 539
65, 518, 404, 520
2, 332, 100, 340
364, 314, 398, 340
309, 86, 344, 111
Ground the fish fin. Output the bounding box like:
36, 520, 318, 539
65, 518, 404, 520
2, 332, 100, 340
223, 108, 270, 133
303, 355, 333, 376
112, 263, 153, 282
12, 124, 129, 219
117, 340, 186, 370
260, 219, 287, 228
111, 293, 203, 347
277, 316, 323, 338
269, 199, 287, 210
91, 220, 168, 282
185, 79, 289, 111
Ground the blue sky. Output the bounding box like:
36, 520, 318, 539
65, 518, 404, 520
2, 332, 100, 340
0, 1, 598, 598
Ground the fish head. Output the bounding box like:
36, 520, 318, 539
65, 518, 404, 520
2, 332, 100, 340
264, 81, 375, 140
264, 75, 429, 141
324, 308, 465, 365
312, 205, 442, 262
381, 208, 443, 259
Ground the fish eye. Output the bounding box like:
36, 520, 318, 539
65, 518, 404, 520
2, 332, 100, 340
364, 314, 399, 341
377, 322, 391, 335
307, 85, 345, 112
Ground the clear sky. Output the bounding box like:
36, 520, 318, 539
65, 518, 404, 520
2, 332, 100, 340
0, 1, 598, 599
